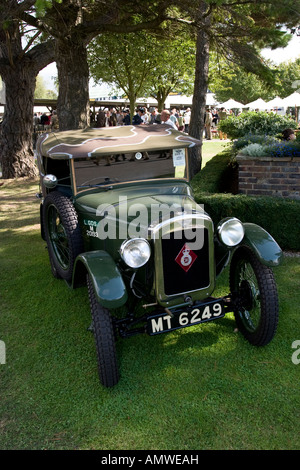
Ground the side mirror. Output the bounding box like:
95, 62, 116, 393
43, 174, 58, 189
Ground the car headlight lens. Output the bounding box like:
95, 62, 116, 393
217, 218, 244, 247
120, 238, 151, 268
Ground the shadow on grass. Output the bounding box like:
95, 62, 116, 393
0, 178, 299, 450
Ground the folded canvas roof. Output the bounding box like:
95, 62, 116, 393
37, 125, 202, 160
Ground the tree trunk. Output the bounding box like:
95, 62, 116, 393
55, 37, 90, 130
188, 2, 211, 180
0, 62, 38, 179
155, 86, 171, 112
0, 13, 55, 179
156, 94, 167, 112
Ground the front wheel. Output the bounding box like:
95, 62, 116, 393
230, 247, 279, 346
87, 275, 119, 387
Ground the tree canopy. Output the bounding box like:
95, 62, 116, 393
209, 56, 300, 105
0, 0, 300, 178
88, 30, 196, 115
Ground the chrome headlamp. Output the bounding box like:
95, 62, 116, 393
217, 217, 244, 247
120, 238, 151, 268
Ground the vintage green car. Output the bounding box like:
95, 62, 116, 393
36, 124, 282, 387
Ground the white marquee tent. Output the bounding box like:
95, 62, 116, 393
282, 92, 300, 107
244, 98, 269, 109
218, 98, 245, 109
266, 96, 286, 108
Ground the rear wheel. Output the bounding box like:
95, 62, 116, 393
230, 247, 279, 346
43, 191, 83, 281
87, 275, 119, 387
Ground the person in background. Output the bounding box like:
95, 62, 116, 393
160, 109, 177, 129
170, 108, 179, 128
33, 113, 40, 131
90, 108, 95, 125
218, 107, 228, 140
122, 109, 131, 125
204, 107, 212, 140
149, 107, 161, 124
184, 108, 191, 133
116, 108, 124, 126
96, 109, 106, 127
141, 108, 150, 124
40, 112, 49, 128
104, 109, 111, 126
177, 112, 185, 131
44, 113, 51, 130
50, 111, 59, 130
282, 128, 296, 141
108, 108, 117, 126
212, 108, 218, 128
132, 107, 145, 125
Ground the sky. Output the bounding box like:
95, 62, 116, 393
39, 33, 300, 95
261, 34, 300, 64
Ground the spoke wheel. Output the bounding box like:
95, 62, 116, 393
230, 247, 279, 346
43, 191, 83, 281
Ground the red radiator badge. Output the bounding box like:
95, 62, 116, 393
175, 243, 197, 272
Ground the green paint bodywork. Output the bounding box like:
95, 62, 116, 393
37, 127, 283, 310
73, 179, 198, 260
70, 181, 283, 308
241, 223, 283, 267
72, 251, 128, 308
72, 180, 209, 307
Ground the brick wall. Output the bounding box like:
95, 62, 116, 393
236, 155, 300, 200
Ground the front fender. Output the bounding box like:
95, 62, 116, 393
240, 223, 283, 267
72, 251, 128, 308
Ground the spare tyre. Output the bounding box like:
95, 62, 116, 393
43, 191, 83, 281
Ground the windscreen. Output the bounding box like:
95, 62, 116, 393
73, 148, 187, 192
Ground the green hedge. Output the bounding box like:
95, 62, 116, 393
192, 149, 236, 194
218, 111, 297, 140
191, 151, 300, 251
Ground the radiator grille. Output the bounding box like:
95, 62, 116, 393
161, 229, 210, 296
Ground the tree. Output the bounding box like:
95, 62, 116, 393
209, 56, 276, 104
170, 0, 300, 177
0, 0, 55, 178
207, 50, 300, 105
0, 0, 170, 178
22, 0, 171, 130
89, 31, 157, 122
2, 0, 300, 179
143, 35, 195, 111
88, 31, 196, 116
275, 58, 300, 97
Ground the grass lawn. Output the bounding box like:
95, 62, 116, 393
201, 139, 230, 167
0, 178, 299, 450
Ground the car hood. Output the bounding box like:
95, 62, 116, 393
74, 182, 205, 233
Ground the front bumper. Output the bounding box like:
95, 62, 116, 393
115, 295, 233, 338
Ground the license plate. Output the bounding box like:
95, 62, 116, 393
147, 299, 225, 335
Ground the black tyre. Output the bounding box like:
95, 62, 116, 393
40, 203, 46, 241
43, 191, 83, 281
230, 247, 279, 346
87, 275, 119, 387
